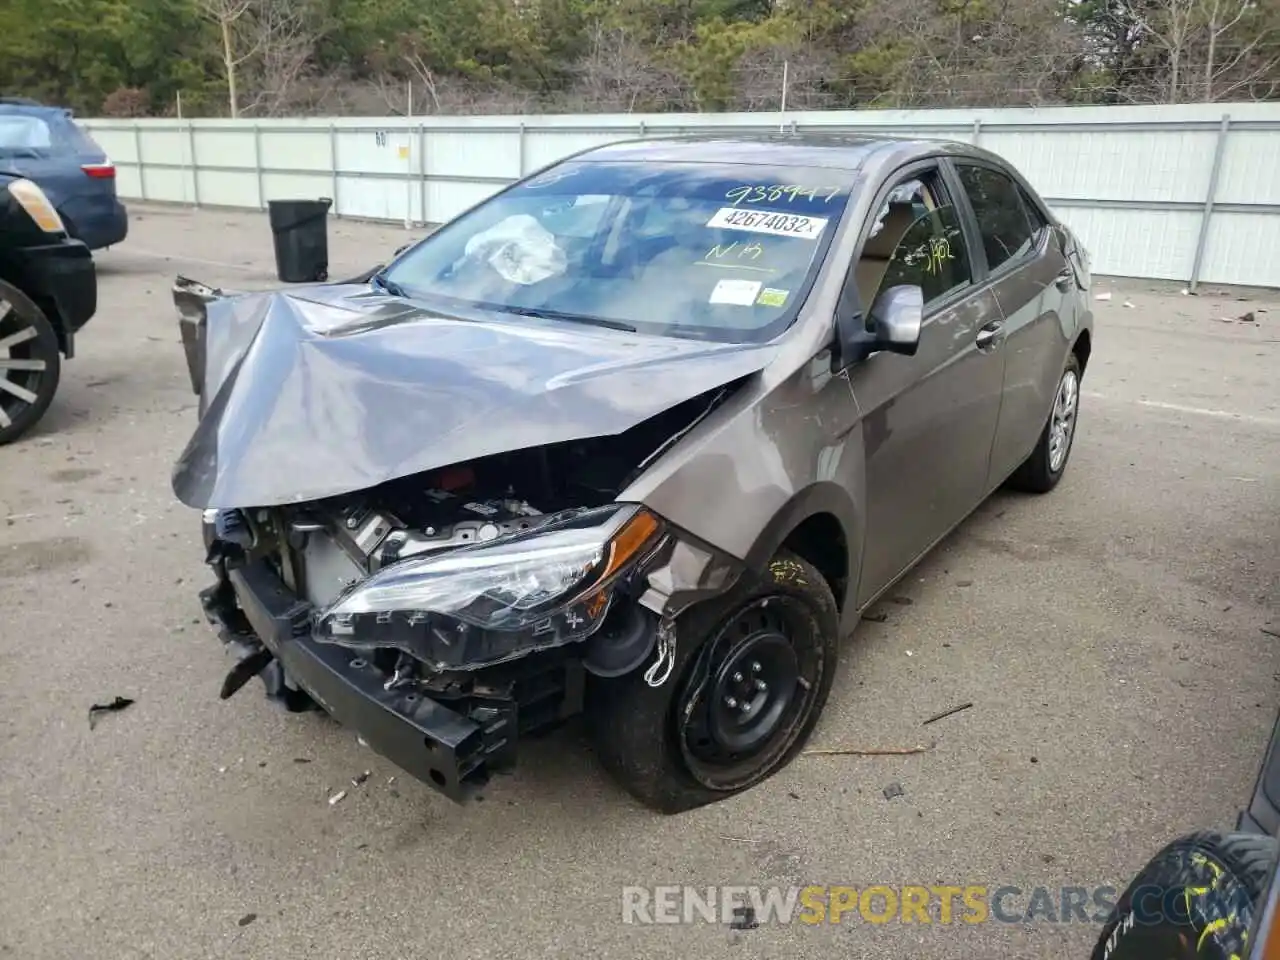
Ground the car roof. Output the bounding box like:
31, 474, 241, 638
571, 134, 967, 172
0, 102, 71, 121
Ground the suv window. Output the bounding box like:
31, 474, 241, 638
955, 164, 1036, 272
880, 205, 973, 305
0, 115, 53, 153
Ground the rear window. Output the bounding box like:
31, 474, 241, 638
384, 161, 854, 343
0, 113, 100, 158
0, 115, 53, 154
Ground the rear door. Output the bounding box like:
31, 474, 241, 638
951, 161, 1074, 486
0, 110, 115, 227
849, 163, 1006, 604
0, 111, 81, 207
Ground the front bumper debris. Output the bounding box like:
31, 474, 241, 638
200, 559, 584, 803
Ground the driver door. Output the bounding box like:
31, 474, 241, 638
849, 165, 1007, 605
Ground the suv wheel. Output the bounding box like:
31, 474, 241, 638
0, 279, 62, 445
588, 549, 839, 813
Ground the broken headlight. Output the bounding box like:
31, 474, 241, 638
313, 504, 663, 670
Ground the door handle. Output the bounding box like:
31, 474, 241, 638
975, 320, 1005, 350
1055, 268, 1074, 291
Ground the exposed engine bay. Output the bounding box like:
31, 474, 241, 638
206, 386, 731, 686
273, 388, 724, 608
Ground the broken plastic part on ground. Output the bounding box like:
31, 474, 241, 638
88, 695, 135, 730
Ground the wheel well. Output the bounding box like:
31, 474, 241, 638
1072, 329, 1091, 375
781, 513, 848, 610
0, 262, 68, 356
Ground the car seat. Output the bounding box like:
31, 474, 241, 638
855, 203, 918, 310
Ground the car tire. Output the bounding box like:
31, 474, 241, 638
1091, 831, 1277, 960
0, 278, 62, 445
1008, 352, 1082, 494
588, 549, 839, 814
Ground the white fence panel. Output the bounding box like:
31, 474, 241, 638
82, 102, 1280, 288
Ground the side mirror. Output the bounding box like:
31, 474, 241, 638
867, 285, 923, 357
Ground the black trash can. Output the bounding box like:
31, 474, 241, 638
268, 198, 332, 283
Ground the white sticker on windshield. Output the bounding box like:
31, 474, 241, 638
706, 207, 829, 240
709, 278, 762, 306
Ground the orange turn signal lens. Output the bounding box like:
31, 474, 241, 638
600, 508, 662, 581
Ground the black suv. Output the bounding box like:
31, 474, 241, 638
0, 170, 97, 443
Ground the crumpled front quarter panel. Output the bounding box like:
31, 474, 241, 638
625, 354, 865, 602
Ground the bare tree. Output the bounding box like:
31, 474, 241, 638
1130, 0, 1199, 100
1126, 0, 1280, 102
572, 21, 684, 112
401, 53, 443, 114
197, 0, 323, 117
196, 0, 255, 117
1199, 0, 1280, 100
370, 74, 412, 115
240, 0, 323, 116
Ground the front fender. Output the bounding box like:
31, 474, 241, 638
742, 481, 863, 631
174, 275, 239, 403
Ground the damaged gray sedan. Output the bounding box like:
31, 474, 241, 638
173, 135, 1093, 812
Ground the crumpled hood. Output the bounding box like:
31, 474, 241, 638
173, 285, 780, 509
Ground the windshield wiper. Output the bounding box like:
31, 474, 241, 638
499, 305, 636, 333
370, 270, 408, 298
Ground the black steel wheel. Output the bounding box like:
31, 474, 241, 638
678, 594, 826, 791
588, 549, 839, 813
0, 278, 61, 445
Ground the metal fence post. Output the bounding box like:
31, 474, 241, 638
403, 129, 413, 229
517, 122, 526, 177
972, 118, 983, 146
419, 124, 427, 226
329, 124, 339, 218
1189, 113, 1231, 292
133, 122, 146, 201
253, 124, 265, 210
187, 120, 200, 207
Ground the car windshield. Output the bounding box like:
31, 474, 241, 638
382, 160, 854, 343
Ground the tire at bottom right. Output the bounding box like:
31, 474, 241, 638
1092, 831, 1278, 960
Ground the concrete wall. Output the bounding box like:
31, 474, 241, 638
82, 102, 1280, 288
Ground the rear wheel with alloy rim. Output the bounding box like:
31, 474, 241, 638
1008, 352, 1082, 493
0, 279, 62, 445
588, 549, 839, 813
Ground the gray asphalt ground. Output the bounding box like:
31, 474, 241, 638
1, 203, 1277, 959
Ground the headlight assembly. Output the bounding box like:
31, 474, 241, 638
313, 504, 664, 670
7, 179, 65, 234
